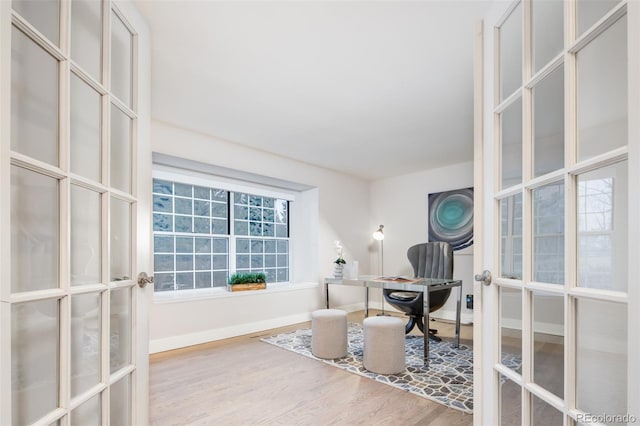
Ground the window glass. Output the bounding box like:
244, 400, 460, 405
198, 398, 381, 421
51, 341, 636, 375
577, 0, 621, 36
71, 185, 101, 286
576, 298, 627, 418
71, 292, 101, 397
577, 161, 627, 292
500, 193, 523, 280
500, 286, 522, 374
71, 73, 101, 182
233, 193, 289, 282
500, 374, 521, 425
532, 394, 564, 425
111, 104, 132, 193
501, 98, 523, 189
11, 300, 60, 425
11, 26, 59, 166
11, 166, 59, 293
152, 178, 290, 291
533, 182, 564, 284
533, 291, 564, 397
110, 197, 131, 282
12, 0, 60, 45
111, 11, 132, 107
532, 0, 563, 73
500, 2, 522, 101
71, 0, 102, 81
533, 66, 564, 177
577, 15, 627, 161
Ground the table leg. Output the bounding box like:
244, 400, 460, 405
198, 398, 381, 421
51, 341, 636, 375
455, 285, 462, 348
325, 282, 330, 309
423, 288, 430, 364
365, 287, 369, 317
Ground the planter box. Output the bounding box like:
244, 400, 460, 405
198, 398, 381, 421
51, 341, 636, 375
226, 282, 267, 292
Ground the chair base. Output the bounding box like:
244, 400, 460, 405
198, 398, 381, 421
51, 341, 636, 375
404, 316, 442, 341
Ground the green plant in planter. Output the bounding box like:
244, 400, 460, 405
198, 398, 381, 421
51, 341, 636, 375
228, 272, 267, 285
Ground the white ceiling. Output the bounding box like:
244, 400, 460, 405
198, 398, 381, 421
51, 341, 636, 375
134, 1, 490, 181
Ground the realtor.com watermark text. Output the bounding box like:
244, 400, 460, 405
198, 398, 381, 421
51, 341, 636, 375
576, 413, 638, 424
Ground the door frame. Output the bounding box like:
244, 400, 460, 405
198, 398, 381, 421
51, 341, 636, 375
472, 17, 489, 426
114, 1, 152, 424
475, 1, 640, 424
0, 1, 151, 423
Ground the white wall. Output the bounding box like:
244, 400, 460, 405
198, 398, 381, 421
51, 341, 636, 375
149, 120, 371, 352
149, 121, 480, 351
369, 161, 475, 324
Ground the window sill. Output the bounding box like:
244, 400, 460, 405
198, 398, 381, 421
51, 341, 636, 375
153, 281, 319, 304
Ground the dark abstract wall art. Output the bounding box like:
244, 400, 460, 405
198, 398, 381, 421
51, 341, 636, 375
428, 187, 474, 251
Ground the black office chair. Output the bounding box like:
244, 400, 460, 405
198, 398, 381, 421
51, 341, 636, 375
383, 242, 454, 340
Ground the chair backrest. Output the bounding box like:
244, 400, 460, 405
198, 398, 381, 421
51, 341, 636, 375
407, 242, 454, 280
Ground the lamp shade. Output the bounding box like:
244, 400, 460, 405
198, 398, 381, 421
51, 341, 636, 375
372, 224, 384, 241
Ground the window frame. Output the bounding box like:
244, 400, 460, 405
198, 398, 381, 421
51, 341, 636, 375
151, 166, 295, 296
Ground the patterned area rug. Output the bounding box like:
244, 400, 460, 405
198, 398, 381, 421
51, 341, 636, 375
261, 323, 521, 414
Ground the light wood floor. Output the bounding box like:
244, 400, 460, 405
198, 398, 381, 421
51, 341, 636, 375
149, 310, 474, 426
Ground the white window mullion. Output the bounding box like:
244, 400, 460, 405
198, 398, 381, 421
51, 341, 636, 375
229, 192, 237, 274
59, 0, 72, 421
521, 2, 533, 422
564, 0, 578, 418
101, 286, 111, 426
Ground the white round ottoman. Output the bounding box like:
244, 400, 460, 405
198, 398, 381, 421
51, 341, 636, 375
311, 309, 348, 359
363, 316, 406, 374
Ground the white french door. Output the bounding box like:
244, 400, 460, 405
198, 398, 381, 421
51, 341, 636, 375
475, 0, 639, 425
0, 0, 151, 425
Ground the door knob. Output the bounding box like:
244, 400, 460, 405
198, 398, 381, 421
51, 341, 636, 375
474, 270, 492, 286
137, 272, 154, 288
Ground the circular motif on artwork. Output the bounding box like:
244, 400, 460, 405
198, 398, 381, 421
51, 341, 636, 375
428, 188, 474, 251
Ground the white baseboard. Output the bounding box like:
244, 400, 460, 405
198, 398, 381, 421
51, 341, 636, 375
149, 304, 368, 354
431, 309, 474, 325
148, 303, 471, 354
150, 312, 312, 354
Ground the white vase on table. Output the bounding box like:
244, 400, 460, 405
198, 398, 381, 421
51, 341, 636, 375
334, 263, 344, 279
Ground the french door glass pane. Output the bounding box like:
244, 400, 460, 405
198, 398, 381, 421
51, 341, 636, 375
111, 11, 132, 107
500, 2, 522, 101
577, 15, 627, 162
110, 374, 131, 425
71, 394, 101, 426
111, 104, 132, 193
533, 291, 564, 397
533, 182, 564, 284
532, 0, 563, 73
533, 66, 564, 177
576, 298, 627, 420
11, 299, 60, 426
577, 0, 622, 36
71, 0, 103, 81
531, 394, 563, 425
71, 185, 102, 285
11, 26, 59, 166
501, 287, 522, 374
71, 73, 102, 182
577, 161, 627, 292
71, 292, 101, 398
500, 194, 523, 280
11, 166, 59, 293
500, 374, 522, 425
501, 98, 523, 189
110, 287, 131, 373
12, 0, 60, 45
110, 197, 131, 282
